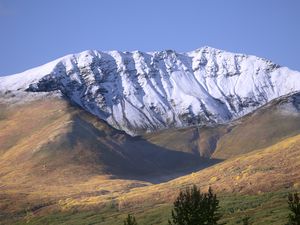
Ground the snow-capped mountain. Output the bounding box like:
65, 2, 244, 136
1, 46, 300, 135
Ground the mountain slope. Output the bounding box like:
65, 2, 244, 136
11, 119, 299, 225
1, 91, 299, 216
143, 92, 300, 159
1, 47, 300, 135
0, 95, 208, 183
212, 92, 300, 158
0, 93, 219, 216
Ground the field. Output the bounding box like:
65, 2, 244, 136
8, 188, 299, 225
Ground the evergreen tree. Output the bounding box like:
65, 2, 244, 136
123, 214, 138, 225
168, 185, 223, 225
286, 193, 300, 225
242, 216, 250, 225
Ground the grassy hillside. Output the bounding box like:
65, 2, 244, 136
0, 95, 211, 220
59, 132, 299, 212
3, 124, 299, 224
0, 93, 300, 224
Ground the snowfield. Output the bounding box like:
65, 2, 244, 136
1, 46, 300, 135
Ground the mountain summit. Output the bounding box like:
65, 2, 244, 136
1, 46, 300, 135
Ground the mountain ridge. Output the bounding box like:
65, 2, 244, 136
1, 46, 300, 135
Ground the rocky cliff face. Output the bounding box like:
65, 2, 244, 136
1, 46, 300, 135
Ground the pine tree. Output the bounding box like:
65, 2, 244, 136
123, 214, 138, 225
242, 216, 250, 225
286, 193, 300, 225
168, 185, 223, 225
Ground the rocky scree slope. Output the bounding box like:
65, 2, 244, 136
1, 46, 300, 135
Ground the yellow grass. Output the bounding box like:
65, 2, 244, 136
0, 96, 300, 217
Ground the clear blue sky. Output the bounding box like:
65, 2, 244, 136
0, 0, 299, 76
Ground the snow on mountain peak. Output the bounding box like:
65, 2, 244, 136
1, 47, 300, 135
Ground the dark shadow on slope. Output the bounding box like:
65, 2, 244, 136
117, 135, 223, 184
35, 91, 300, 184
33, 109, 223, 184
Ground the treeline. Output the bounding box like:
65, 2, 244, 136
123, 185, 300, 225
